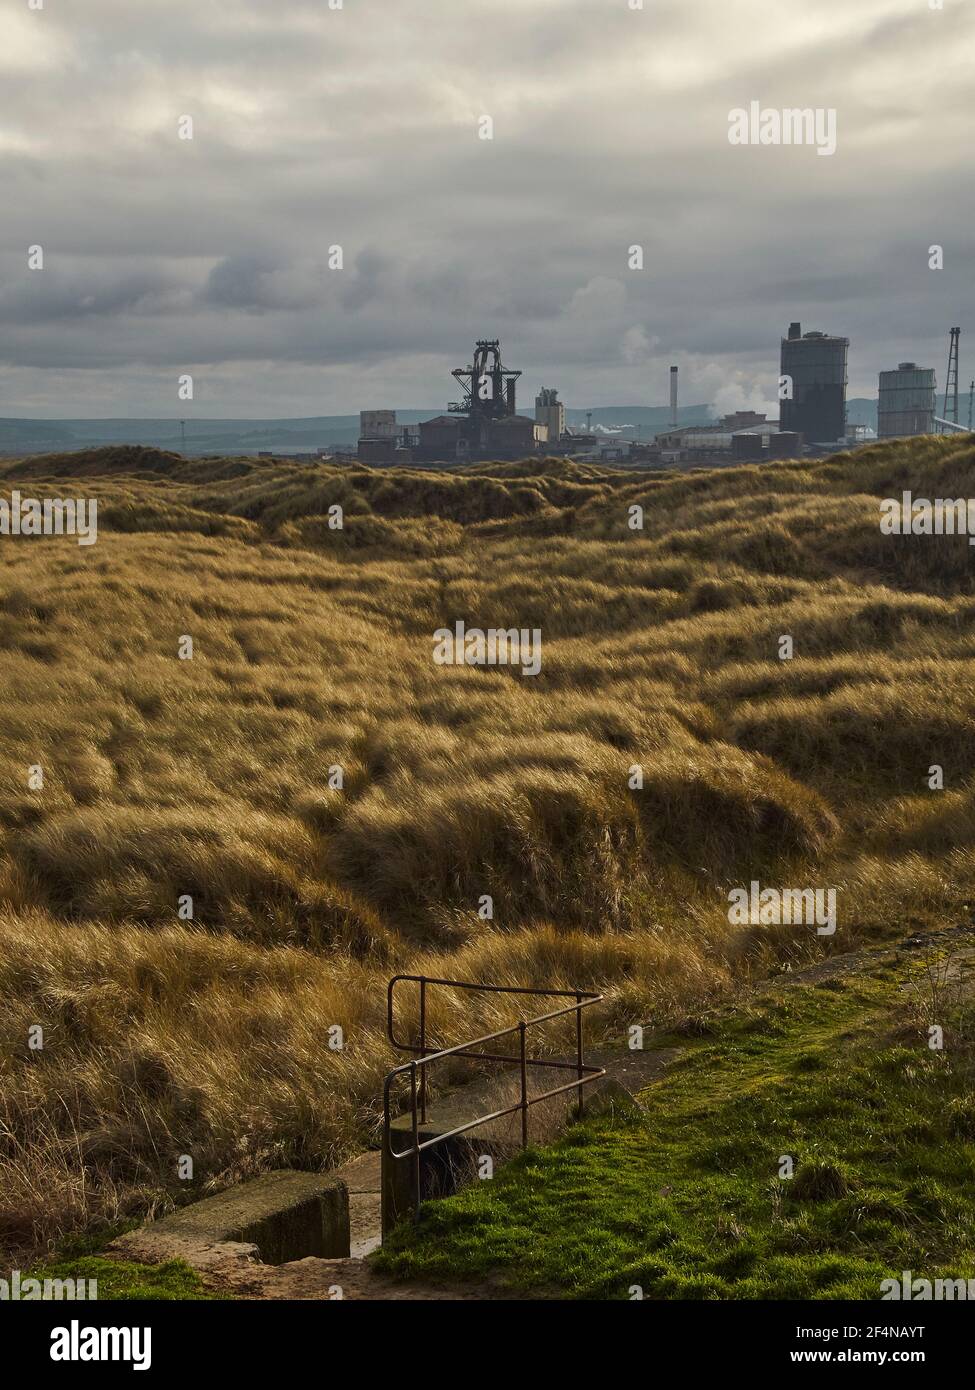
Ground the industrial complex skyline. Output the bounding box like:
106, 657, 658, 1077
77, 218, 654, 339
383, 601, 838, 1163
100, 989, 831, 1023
1, 0, 973, 418
349, 322, 969, 469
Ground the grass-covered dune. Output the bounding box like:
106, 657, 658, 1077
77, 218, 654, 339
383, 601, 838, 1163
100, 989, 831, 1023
1, 435, 974, 1255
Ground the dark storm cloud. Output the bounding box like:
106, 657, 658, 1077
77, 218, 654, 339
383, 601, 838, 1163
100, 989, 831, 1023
0, 0, 972, 415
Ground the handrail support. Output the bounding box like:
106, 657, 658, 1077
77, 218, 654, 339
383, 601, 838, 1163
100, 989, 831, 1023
382, 975, 605, 1234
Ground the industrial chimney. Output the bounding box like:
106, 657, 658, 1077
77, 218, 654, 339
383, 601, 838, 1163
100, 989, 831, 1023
670, 365, 678, 428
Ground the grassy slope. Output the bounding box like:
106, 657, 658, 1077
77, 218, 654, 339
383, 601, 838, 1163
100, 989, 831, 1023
377, 939, 975, 1298
1, 436, 974, 1256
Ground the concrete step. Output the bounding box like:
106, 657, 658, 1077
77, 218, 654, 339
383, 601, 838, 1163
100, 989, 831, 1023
113, 1170, 350, 1268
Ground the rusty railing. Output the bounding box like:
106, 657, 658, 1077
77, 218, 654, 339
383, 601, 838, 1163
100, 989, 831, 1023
382, 975, 604, 1226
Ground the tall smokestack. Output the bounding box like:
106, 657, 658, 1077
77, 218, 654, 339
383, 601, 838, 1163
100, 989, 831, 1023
670, 365, 678, 428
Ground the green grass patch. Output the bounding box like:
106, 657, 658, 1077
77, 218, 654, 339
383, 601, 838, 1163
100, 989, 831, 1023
375, 959, 975, 1298
24, 1255, 218, 1301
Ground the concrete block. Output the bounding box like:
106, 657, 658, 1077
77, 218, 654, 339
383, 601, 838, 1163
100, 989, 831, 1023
147, 1170, 350, 1264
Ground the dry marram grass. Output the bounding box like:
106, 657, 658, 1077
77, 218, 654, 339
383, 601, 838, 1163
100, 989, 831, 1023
1, 435, 974, 1252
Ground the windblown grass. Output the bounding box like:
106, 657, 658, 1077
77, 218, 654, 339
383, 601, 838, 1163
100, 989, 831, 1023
1, 434, 973, 1254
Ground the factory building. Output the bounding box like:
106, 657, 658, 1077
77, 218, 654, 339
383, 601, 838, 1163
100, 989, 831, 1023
360, 410, 397, 440
416, 414, 547, 460
486, 414, 547, 456
780, 322, 849, 445
357, 409, 415, 464
416, 415, 462, 457
416, 413, 545, 461
877, 362, 936, 438
656, 413, 767, 450
645, 411, 801, 467
413, 339, 547, 462
653, 412, 799, 465
734, 430, 801, 460
358, 437, 409, 465
535, 388, 565, 444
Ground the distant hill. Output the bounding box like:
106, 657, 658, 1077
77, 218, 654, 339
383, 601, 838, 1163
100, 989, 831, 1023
847, 397, 878, 431
0, 404, 730, 456
1, 409, 711, 456
0, 398, 880, 457
0, 413, 438, 458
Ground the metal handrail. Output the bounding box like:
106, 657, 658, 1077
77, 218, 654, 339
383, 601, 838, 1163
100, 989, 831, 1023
382, 975, 605, 1227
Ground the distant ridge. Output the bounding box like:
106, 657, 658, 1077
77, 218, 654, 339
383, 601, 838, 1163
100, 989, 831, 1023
0, 400, 880, 457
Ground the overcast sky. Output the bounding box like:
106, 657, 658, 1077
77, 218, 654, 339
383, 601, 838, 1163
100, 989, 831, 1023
1, 0, 972, 418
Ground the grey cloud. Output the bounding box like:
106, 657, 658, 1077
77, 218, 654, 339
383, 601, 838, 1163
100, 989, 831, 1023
204, 255, 285, 310
0, 265, 186, 325
0, 0, 972, 415
339, 248, 389, 312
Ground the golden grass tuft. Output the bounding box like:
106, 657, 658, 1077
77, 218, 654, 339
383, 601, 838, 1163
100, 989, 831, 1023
1, 434, 974, 1252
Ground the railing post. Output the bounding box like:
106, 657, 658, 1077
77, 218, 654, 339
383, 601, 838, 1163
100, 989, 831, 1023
419, 976, 427, 1124
410, 1061, 421, 1222
381, 1071, 392, 1238
519, 1021, 528, 1148
576, 991, 585, 1118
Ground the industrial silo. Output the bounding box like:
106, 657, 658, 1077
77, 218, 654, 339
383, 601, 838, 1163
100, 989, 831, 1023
780, 322, 849, 446
877, 362, 936, 439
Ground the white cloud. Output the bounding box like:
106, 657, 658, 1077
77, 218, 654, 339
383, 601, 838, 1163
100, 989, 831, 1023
0, 8, 73, 73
